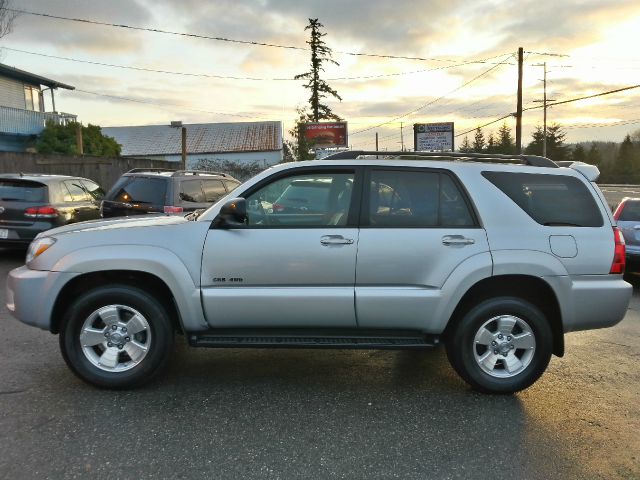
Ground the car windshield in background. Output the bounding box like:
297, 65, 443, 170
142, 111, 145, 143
108, 177, 167, 205
0, 180, 46, 202
619, 201, 640, 221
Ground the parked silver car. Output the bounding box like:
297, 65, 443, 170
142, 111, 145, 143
614, 197, 640, 271
6, 152, 632, 393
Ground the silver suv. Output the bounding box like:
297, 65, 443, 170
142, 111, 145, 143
6, 152, 632, 393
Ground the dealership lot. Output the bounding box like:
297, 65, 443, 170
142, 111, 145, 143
0, 250, 638, 479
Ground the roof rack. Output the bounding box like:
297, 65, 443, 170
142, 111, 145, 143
170, 170, 229, 178
321, 150, 558, 168
126, 168, 176, 174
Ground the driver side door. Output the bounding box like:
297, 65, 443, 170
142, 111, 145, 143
200, 167, 362, 328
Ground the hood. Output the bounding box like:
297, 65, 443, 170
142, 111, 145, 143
39, 214, 188, 238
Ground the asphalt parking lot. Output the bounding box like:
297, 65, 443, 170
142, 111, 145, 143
0, 249, 638, 480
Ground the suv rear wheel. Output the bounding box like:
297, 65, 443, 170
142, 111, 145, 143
60, 285, 174, 388
446, 297, 553, 394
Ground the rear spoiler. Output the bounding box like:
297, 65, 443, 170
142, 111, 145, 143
556, 161, 600, 182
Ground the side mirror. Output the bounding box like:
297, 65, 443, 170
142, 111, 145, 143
213, 198, 247, 228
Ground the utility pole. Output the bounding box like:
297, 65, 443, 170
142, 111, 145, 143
75, 122, 83, 155
515, 47, 523, 153
400, 122, 405, 151
533, 62, 556, 158
181, 126, 187, 170
375, 132, 379, 151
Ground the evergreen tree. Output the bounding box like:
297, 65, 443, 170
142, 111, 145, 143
496, 122, 515, 154
295, 18, 342, 122
614, 134, 636, 175
459, 136, 472, 153
572, 144, 586, 163
524, 123, 569, 161
486, 133, 496, 153
587, 143, 602, 166
472, 128, 485, 152
290, 18, 342, 159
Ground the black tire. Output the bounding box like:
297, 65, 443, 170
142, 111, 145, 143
59, 284, 174, 388
446, 297, 553, 394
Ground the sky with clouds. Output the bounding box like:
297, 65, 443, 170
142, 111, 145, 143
2, 0, 640, 149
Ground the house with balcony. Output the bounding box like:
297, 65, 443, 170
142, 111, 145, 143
0, 63, 76, 151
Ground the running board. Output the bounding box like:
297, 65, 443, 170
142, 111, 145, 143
189, 332, 440, 350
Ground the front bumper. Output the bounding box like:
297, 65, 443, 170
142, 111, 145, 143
6, 265, 78, 331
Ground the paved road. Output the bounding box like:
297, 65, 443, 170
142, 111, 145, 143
599, 184, 640, 209
0, 251, 638, 480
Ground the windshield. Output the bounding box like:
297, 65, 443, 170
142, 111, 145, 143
0, 180, 46, 202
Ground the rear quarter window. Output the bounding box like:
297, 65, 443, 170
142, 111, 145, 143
482, 171, 603, 227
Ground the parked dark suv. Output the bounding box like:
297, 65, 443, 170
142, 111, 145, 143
0, 173, 104, 247
101, 169, 240, 218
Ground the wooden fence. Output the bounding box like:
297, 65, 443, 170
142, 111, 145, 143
0, 152, 176, 190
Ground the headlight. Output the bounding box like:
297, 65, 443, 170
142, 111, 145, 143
26, 237, 56, 264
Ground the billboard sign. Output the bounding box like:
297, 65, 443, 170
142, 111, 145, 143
304, 122, 348, 148
414, 122, 454, 151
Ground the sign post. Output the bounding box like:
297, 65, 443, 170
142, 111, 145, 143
413, 122, 454, 152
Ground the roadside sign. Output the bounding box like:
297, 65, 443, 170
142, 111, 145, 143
414, 122, 454, 151
304, 122, 348, 148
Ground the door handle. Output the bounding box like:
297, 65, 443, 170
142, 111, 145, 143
320, 235, 354, 246
442, 235, 475, 246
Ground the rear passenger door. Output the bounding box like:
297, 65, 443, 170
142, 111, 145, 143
355, 167, 490, 330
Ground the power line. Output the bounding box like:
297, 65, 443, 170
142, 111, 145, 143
72, 88, 264, 119
351, 53, 515, 136
564, 118, 640, 129
2, 47, 292, 81
523, 84, 640, 111
454, 113, 514, 138
455, 84, 640, 138
9, 7, 514, 66
1, 46, 513, 82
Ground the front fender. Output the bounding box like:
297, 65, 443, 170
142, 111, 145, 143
50, 245, 208, 331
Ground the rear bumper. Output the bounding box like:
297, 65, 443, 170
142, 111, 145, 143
0, 221, 58, 245
6, 265, 78, 331
545, 275, 632, 333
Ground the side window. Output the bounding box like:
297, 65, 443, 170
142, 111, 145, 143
245, 172, 354, 227
202, 180, 227, 202
368, 170, 475, 227
63, 180, 90, 202
482, 172, 603, 227
179, 180, 206, 203
81, 180, 105, 201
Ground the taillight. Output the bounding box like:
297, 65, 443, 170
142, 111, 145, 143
24, 206, 59, 219
610, 227, 626, 274
272, 203, 285, 212
163, 206, 184, 214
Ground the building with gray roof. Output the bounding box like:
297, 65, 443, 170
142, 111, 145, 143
103, 121, 283, 168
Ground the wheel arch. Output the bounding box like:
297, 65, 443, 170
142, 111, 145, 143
444, 274, 564, 357
51, 270, 183, 335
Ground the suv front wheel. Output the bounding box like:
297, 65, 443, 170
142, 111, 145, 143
60, 285, 174, 388
446, 297, 553, 394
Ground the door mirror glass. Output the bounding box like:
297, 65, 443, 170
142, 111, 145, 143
213, 198, 247, 228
